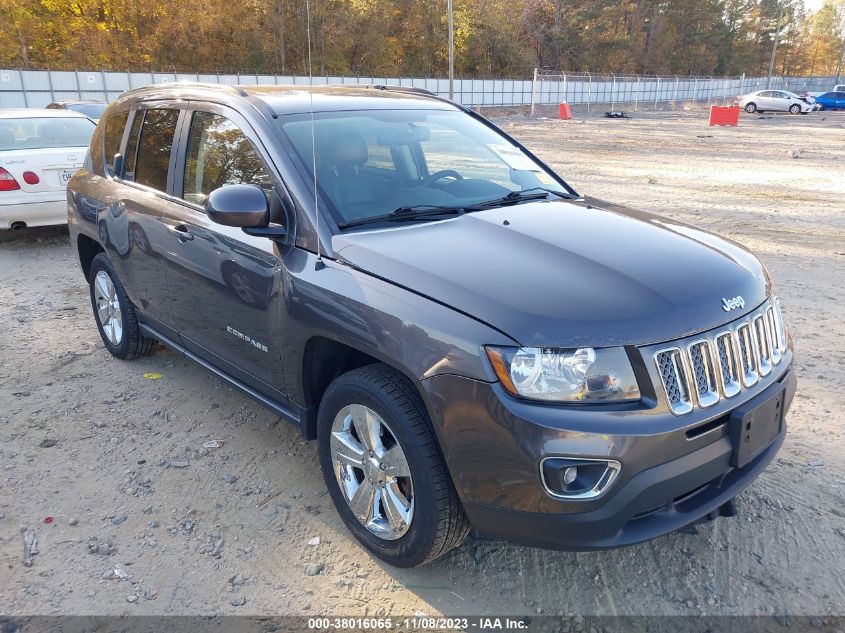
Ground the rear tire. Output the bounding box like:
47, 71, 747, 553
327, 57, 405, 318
745, 103, 757, 113
317, 364, 469, 567
88, 253, 155, 360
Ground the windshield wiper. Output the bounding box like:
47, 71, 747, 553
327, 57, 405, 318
337, 205, 466, 229
337, 188, 572, 229
465, 187, 571, 210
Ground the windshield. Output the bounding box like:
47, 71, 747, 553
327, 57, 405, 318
278, 109, 568, 227
0, 117, 96, 151
66, 103, 107, 119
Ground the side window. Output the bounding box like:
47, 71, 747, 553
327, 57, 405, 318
103, 111, 128, 173
134, 108, 180, 191
124, 111, 143, 181
183, 112, 271, 205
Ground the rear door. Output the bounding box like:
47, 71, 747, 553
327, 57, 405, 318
103, 105, 185, 337
160, 105, 286, 396
755, 91, 773, 110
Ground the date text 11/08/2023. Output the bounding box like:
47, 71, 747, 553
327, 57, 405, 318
306, 617, 528, 630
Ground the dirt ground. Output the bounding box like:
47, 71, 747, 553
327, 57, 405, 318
1, 110, 844, 618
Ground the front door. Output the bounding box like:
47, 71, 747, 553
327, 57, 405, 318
160, 107, 286, 396
771, 91, 791, 111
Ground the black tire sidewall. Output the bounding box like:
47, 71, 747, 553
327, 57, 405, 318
789, 104, 800, 114
745, 103, 756, 113
89, 254, 134, 358
317, 374, 443, 567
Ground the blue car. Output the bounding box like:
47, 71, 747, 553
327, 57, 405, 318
813, 91, 845, 110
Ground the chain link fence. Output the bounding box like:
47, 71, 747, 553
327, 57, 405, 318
530, 70, 836, 115
0, 67, 836, 112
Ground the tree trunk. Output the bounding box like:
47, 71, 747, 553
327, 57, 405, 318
18, 29, 30, 67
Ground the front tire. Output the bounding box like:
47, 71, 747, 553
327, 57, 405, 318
745, 103, 757, 113
789, 104, 801, 114
88, 253, 155, 360
317, 364, 469, 567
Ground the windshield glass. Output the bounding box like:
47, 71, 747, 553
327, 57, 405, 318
67, 103, 107, 119
0, 117, 96, 151
278, 109, 566, 227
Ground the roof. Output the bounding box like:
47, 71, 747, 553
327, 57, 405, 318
0, 108, 91, 119
246, 85, 457, 116
110, 83, 458, 117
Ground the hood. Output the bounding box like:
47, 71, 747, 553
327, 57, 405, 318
332, 198, 771, 347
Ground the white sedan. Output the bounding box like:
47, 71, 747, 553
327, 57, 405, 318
735, 90, 816, 114
0, 109, 96, 230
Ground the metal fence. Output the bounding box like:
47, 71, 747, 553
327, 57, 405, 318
0, 68, 837, 111
530, 71, 837, 114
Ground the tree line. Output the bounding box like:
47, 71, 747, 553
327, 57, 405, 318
2, 0, 844, 78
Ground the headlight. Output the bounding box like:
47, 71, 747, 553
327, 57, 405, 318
485, 346, 640, 403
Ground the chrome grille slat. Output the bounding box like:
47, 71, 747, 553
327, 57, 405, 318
687, 340, 719, 407
736, 322, 759, 387
766, 306, 782, 365
773, 298, 787, 351
653, 297, 786, 415
655, 348, 693, 415
714, 331, 741, 398
753, 314, 772, 377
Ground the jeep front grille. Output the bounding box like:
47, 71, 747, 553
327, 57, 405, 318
653, 297, 786, 415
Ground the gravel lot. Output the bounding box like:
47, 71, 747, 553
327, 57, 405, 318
1, 110, 844, 618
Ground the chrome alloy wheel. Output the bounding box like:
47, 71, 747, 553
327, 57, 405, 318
330, 404, 414, 540
93, 270, 123, 346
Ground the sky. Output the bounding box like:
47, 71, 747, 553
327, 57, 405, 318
803, 0, 825, 12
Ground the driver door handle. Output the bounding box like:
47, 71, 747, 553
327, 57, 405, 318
166, 223, 194, 242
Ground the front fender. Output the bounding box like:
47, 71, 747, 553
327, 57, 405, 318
278, 246, 516, 407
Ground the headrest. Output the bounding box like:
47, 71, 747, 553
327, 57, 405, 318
329, 130, 367, 167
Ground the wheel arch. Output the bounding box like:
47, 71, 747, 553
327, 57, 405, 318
299, 336, 444, 453
77, 233, 105, 281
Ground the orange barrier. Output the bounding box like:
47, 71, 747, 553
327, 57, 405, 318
709, 105, 740, 126
559, 102, 572, 120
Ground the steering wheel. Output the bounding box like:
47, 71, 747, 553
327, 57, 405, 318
421, 170, 464, 187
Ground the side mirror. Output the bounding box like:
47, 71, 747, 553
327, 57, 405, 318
111, 153, 124, 178
205, 184, 269, 228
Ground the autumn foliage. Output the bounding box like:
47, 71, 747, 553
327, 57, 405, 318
1, 0, 843, 77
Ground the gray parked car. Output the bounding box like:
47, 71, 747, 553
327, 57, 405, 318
67, 83, 796, 567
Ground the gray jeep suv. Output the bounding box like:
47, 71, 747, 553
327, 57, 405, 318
68, 84, 796, 567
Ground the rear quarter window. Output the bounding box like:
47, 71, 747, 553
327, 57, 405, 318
103, 112, 128, 174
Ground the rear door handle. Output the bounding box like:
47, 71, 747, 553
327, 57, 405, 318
166, 223, 194, 242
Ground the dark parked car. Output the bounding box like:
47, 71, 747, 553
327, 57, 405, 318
46, 100, 108, 122
67, 84, 796, 567
813, 92, 845, 110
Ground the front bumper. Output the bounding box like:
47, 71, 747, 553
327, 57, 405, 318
419, 360, 795, 551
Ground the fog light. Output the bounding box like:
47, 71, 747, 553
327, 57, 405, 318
540, 457, 621, 500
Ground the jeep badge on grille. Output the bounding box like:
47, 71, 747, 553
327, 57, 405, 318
722, 296, 745, 312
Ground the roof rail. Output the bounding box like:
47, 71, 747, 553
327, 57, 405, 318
369, 84, 437, 98
118, 81, 250, 99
